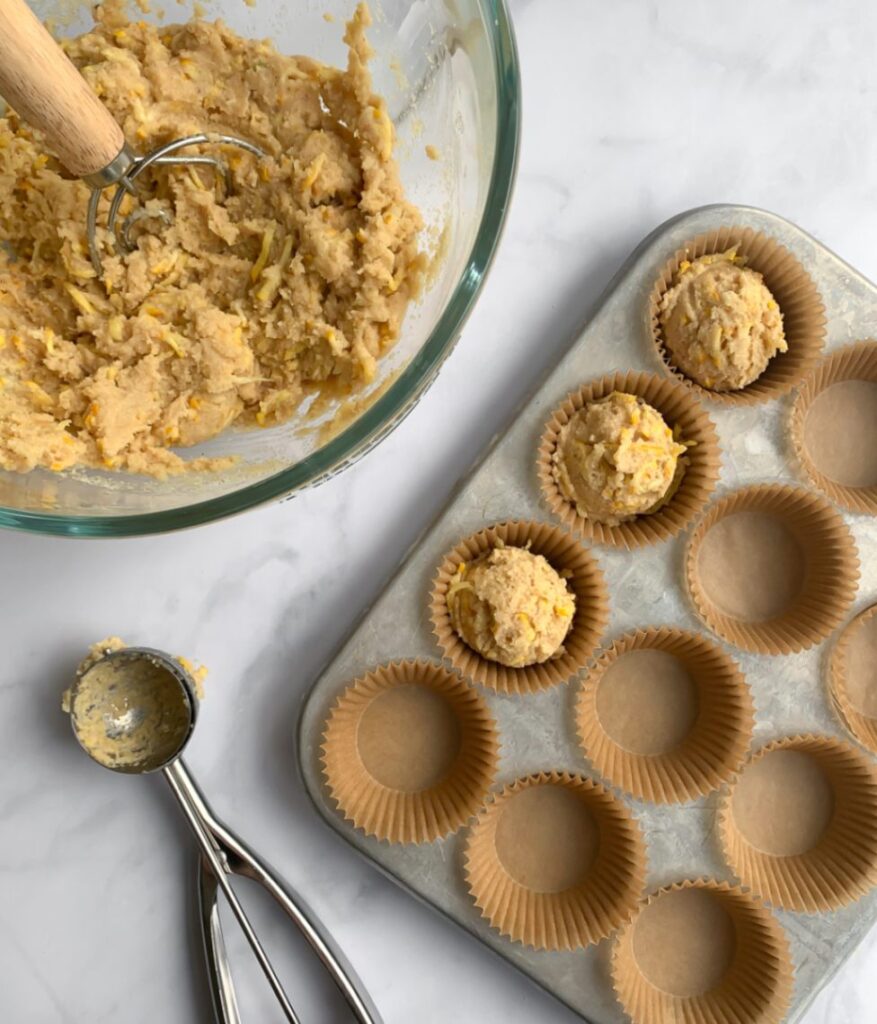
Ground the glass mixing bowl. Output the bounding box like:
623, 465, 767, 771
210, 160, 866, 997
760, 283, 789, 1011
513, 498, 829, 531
0, 0, 519, 536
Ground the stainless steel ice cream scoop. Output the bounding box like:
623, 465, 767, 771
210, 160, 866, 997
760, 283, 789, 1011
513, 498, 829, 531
68, 645, 381, 1024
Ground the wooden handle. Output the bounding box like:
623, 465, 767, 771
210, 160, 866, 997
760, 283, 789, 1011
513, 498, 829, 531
0, 0, 125, 178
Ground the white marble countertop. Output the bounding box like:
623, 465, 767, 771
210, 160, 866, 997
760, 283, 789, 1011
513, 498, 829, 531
2, 0, 876, 1020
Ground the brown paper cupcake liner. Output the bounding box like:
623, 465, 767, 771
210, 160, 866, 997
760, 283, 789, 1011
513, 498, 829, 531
790, 340, 877, 514
463, 771, 646, 950
718, 735, 877, 912
649, 226, 826, 405
429, 520, 610, 695
829, 603, 877, 755
685, 484, 859, 655
611, 879, 793, 1024
320, 659, 500, 844
576, 628, 754, 803
537, 371, 721, 550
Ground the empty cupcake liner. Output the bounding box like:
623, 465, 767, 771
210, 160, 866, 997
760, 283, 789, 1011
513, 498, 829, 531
648, 226, 826, 405
429, 520, 610, 695
537, 371, 721, 550
685, 484, 859, 655
463, 771, 647, 950
829, 603, 877, 755
576, 628, 754, 803
320, 659, 500, 844
611, 879, 793, 1024
790, 340, 877, 514
718, 735, 877, 912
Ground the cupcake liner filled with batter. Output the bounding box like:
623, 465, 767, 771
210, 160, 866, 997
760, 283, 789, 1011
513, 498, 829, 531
829, 603, 877, 755
790, 341, 877, 514
649, 226, 825, 405
718, 735, 877, 912
685, 484, 859, 655
320, 659, 499, 844
463, 771, 646, 950
576, 628, 754, 803
537, 371, 720, 550
430, 520, 610, 695
611, 879, 793, 1024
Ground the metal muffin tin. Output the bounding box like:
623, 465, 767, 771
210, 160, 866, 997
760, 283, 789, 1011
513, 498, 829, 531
298, 204, 877, 1023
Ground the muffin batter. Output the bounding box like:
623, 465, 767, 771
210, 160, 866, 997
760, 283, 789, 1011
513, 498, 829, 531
63, 636, 207, 705
0, 3, 424, 476
447, 545, 575, 667
554, 391, 686, 525
659, 250, 786, 391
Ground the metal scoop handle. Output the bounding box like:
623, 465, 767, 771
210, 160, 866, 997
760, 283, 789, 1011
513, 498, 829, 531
0, 0, 131, 183
165, 759, 383, 1024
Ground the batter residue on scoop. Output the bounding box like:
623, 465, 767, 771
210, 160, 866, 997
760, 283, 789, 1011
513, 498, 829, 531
65, 636, 207, 769
447, 544, 576, 668
0, 2, 425, 476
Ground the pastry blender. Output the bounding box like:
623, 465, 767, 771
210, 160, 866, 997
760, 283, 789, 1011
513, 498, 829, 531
0, 0, 264, 275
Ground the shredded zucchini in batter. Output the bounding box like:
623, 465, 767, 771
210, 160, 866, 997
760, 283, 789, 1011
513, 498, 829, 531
0, 2, 424, 476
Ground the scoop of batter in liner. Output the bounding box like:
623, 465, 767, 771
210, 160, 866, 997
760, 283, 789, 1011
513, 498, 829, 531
553, 391, 687, 526
447, 544, 575, 668
659, 249, 786, 391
